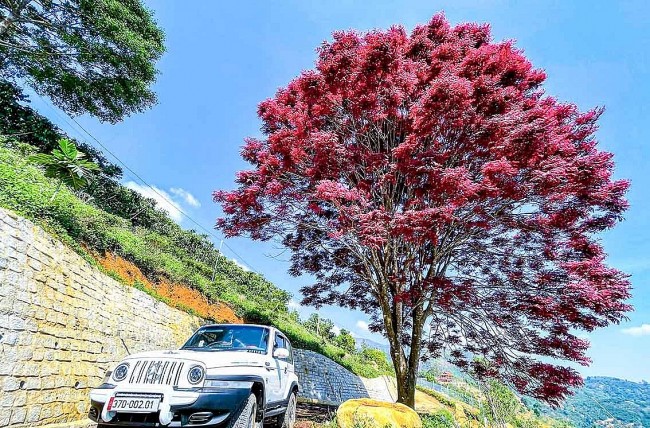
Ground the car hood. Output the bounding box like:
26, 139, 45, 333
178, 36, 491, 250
121, 349, 267, 369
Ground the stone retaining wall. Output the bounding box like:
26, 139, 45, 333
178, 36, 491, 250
293, 349, 371, 405
0, 208, 202, 426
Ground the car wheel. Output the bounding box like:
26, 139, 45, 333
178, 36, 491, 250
228, 393, 258, 428
275, 392, 297, 428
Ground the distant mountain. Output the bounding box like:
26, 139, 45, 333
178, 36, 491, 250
355, 337, 390, 354
525, 377, 650, 428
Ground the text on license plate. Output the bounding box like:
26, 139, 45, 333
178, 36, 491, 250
108, 396, 160, 413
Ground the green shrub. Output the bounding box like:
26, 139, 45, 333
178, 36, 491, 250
422, 410, 455, 428
416, 386, 457, 408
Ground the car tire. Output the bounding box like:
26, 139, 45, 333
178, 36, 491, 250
228, 393, 258, 428
274, 392, 297, 428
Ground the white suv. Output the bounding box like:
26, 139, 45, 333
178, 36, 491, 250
88, 324, 299, 428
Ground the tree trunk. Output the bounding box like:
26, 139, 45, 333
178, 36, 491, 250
389, 335, 421, 408
384, 302, 426, 408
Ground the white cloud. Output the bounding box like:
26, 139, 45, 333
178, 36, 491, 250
125, 181, 183, 222
171, 187, 201, 208
622, 324, 650, 337
356, 320, 369, 332
231, 258, 250, 272
332, 325, 341, 336
288, 299, 300, 309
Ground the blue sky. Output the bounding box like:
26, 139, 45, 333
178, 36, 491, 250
29, 1, 649, 381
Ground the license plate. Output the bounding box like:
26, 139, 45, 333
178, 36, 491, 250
108, 396, 160, 413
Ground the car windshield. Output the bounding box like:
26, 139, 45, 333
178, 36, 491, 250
181, 325, 269, 353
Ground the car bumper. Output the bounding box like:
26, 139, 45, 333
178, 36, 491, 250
88, 387, 251, 427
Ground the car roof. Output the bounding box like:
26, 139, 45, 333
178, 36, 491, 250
198, 323, 276, 331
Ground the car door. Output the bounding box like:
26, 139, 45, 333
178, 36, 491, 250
263, 331, 281, 404
264, 331, 283, 404
272, 333, 290, 402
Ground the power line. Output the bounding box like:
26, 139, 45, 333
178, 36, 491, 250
34, 94, 260, 274
580, 390, 621, 424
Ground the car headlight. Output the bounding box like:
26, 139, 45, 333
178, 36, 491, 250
112, 363, 129, 382
187, 365, 205, 385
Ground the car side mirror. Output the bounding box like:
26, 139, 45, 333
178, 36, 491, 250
273, 347, 290, 359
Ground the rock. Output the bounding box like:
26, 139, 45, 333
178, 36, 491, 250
337, 398, 422, 428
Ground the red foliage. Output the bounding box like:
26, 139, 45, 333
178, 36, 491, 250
215, 14, 630, 406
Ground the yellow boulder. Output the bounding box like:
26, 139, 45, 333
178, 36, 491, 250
337, 398, 422, 428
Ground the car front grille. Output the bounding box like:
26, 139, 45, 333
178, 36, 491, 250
128, 360, 185, 386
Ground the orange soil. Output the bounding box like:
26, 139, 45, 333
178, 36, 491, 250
95, 251, 241, 324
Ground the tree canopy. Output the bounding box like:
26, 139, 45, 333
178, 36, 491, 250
0, 0, 165, 122
215, 14, 630, 407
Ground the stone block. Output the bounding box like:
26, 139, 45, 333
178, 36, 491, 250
26, 404, 42, 423
39, 405, 52, 420
9, 406, 26, 424
27, 256, 42, 272
13, 361, 38, 377
55, 376, 68, 388
23, 376, 42, 390
16, 333, 33, 346
43, 361, 60, 376
0, 409, 11, 426
0, 393, 12, 408
17, 346, 34, 360
11, 391, 26, 406
41, 376, 56, 389
7, 315, 25, 331
0, 360, 15, 376
0, 298, 15, 316
2, 377, 20, 392
15, 290, 32, 304
1, 330, 18, 346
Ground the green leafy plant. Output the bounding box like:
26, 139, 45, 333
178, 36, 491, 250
422, 410, 455, 428
28, 138, 99, 200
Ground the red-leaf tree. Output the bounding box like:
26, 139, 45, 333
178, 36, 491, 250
215, 15, 631, 407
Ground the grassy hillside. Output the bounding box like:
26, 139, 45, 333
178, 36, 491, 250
0, 138, 392, 378
413, 379, 573, 428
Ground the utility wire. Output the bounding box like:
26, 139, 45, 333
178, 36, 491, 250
34, 94, 261, 274
580, 390, 622, 424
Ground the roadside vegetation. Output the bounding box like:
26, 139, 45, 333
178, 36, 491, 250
0, 81, 393, 378
0, 136, 393, 378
